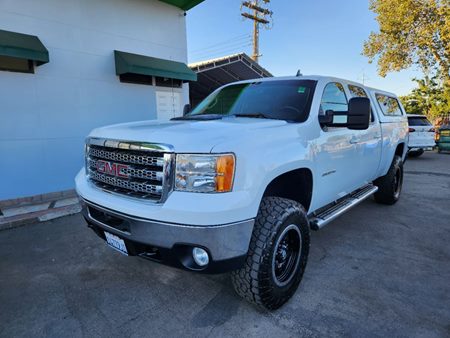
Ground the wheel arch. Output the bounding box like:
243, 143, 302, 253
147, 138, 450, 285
262, 168, 313, 212
395, 142, 406, 159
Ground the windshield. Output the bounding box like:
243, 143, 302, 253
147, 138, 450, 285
187, 80, 317, 122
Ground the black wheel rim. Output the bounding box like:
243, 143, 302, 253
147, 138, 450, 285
272, 224, 302, 287
394, 166, 402, 198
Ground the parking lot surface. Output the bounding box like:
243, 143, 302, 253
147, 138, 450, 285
1, 152, 449, 338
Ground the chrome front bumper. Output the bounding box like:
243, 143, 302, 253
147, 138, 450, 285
80, 198, 254, 273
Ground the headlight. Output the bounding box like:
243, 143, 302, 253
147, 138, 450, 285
175, 154, 235, 193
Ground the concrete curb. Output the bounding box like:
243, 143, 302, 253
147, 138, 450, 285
0, 196, 81, 231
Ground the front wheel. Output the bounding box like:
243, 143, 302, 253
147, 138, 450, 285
374, 155, 404, 205
231, 197, 310, 310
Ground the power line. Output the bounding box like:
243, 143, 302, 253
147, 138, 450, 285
190, 34, 251, 53
191, 38, 252, 56
190, 42, 253, 61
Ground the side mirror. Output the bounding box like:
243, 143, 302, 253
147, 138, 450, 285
318, 97, 371, 130
183, 104, 191, 116
347, 97, 371, 130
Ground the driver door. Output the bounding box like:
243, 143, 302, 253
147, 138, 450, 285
314, 82, 361, 208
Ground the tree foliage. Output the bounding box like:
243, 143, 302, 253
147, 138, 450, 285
363, 0, 450, 83
400, 75, 450, 121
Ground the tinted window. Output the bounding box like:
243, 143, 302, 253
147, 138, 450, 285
348, 85, 375, 122
320, 82, 348, 113
348, 85, 368, 98
189, 80, 317, 122
376, 94, 403, 116
408, 116, 432, 126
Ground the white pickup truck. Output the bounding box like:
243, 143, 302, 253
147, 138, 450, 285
76, 75, 408, 309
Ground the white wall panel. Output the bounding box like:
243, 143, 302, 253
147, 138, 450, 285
0, 0, 190, 199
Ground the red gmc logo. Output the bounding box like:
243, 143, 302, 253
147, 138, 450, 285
96, 160, 129, 178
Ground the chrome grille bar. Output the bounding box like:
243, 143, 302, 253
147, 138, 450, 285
88, 170, 163, 195
87, 158, 163, 181
86, 138, 174, 202
88, 147, 164, 167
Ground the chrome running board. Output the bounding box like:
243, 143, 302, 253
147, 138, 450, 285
309, 184, 378, 230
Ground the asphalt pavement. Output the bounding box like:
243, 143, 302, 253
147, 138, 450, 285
1, 152, 449, 338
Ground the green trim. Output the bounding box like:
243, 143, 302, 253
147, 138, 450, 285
0, 29, 49, 66
114, 50, 197, 82
158, 0, 205, 11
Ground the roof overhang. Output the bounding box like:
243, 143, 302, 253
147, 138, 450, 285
158, 0, 205, 11
189, 53, 272, 103
0, 29, 49, 66
115, 50, 197, 82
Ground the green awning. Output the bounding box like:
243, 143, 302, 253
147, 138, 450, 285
0, 29, 49, 66
114, 50, 197, 82
158, 0, 205, 11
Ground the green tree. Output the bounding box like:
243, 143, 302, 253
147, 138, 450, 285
400, 75, 450, 121
363, 0, 450, 84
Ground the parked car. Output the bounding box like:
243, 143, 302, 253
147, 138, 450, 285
76, 76, 408, 309
436, 125, 450, 153
407, 114, 436, 157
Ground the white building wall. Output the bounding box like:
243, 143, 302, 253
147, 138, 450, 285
0, 0, 190, 200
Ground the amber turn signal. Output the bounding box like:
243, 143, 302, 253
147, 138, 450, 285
216, 155, 235, 192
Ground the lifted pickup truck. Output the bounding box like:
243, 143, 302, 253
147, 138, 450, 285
76, 76, 408, 309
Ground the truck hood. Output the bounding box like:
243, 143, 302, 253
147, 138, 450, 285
89, 118, 288, 152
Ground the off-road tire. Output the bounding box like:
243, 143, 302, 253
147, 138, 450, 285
408, 149, 424, 157
374, 155, 403, 205
231, 197, 310, 310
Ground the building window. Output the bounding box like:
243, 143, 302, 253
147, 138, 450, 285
119, 73, 154, 85
155, 77, 182, 88
0, 55, 34, 73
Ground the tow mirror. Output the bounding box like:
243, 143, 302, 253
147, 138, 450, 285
183, 104, 191, 116
318, 97, 371, 130
347, 97, 371, 130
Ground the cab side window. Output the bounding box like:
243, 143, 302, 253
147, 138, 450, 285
348, 85, 367, 98
348, 84, 375, 122
320, 82, 348, 114
376, 94, 403, 116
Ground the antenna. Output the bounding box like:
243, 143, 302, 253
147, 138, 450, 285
241, 0, 273, 63
358, 69, 370, 85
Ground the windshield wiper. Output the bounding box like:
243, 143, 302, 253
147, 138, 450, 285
171, 114, 224, 121
232, 113, 273, 119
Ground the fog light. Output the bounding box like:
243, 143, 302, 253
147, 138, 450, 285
192, 247, 209, 267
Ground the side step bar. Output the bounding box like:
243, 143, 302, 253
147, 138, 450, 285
309, 184, 378, 230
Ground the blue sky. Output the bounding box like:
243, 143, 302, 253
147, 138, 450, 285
186, 0, 420, 96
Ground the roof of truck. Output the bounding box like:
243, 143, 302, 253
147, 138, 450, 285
230, 75, 398, 98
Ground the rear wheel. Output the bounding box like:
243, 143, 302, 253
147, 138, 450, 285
374, 155, 404, 205
231, 197, 310, 310
408, 149, 424, 157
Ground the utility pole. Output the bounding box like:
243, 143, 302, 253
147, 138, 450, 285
241, 0, 273, 63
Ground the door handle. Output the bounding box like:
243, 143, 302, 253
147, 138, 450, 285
349, 137, 359, 144
374, 133, 382, 139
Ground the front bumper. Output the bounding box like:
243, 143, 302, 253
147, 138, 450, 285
80, 198, 254, 273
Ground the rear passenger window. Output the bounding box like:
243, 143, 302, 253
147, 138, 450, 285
376, 94, 403, 116
348, 85, 368, 98
348, 84, 374, 122
320, 82, 348, 114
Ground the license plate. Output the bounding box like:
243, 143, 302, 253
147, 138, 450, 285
104, 232, 128, 255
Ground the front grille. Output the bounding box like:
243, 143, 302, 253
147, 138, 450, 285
86, 140, 173, 202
